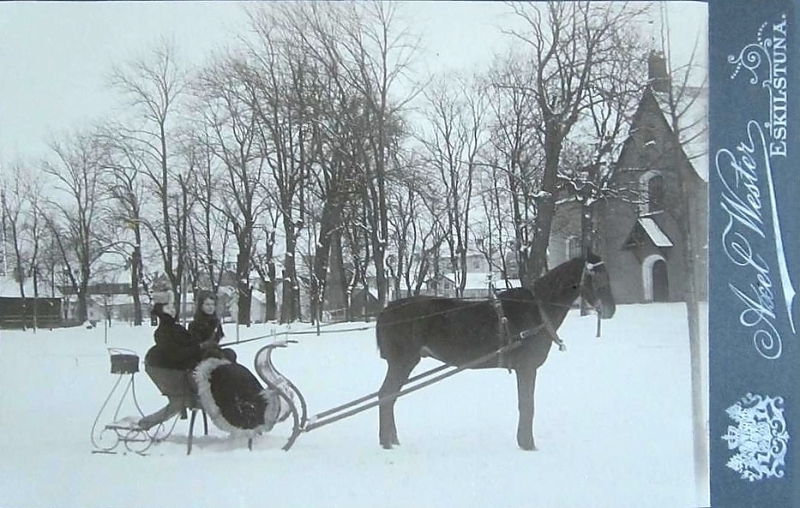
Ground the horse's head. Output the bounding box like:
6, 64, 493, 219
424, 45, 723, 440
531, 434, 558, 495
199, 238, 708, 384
581, 250, 616, 319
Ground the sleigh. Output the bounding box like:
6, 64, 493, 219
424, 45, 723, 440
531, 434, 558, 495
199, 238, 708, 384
90, 341, 306, 455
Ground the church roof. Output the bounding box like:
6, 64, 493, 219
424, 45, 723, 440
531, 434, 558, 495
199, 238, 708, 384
638, 217, 673, 248
651, 86, 709, 182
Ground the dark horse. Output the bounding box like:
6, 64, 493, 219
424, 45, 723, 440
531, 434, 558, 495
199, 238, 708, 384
376, 251, 616, 450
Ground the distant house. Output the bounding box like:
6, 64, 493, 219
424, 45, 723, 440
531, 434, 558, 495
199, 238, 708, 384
549, 52, 708, 304
435, 272, 522, 299
350, 286, 382, 320
60, 266, 151, 325
392, 250, 518, 301
0, 276, 63, 329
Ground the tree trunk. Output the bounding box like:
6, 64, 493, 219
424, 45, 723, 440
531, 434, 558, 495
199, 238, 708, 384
280, 222, 300, 324
328, 229, 348, 321
236, 247, 252, 327
679, 173, 708, 503
524, 125, 562, 285
15, 267, 28, 331
32, 270, 39, 331
580, 202, 594, 315
265, 231, 277, 322
130, 240, 143, 326
311, 198, 344, 326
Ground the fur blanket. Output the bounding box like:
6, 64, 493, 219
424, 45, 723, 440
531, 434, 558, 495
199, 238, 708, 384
194, 358, 281, 437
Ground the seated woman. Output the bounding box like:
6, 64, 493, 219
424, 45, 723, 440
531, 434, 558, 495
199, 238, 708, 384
190, 293, 281, 435
188, 291, 237, 363
138, 295, 205, 430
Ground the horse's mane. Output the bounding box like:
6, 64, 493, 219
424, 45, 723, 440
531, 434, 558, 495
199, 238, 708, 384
532, 256, 585, 299
496, 287, 535, 301
486, 256, 592, 307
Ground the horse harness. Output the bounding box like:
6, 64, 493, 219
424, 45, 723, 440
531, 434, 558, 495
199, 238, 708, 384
489, 259, 607, 369
489, 288, 566, 371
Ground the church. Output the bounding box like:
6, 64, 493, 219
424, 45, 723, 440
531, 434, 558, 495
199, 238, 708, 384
549, 52, 709, 305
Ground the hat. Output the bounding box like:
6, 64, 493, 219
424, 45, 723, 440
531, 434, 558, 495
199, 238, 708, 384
152, 290, 174, 305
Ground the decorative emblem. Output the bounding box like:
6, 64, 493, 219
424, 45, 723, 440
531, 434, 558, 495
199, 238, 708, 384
722, 393, 789, 481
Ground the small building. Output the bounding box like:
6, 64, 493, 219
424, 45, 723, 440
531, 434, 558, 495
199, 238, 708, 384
426, 271, 522, 299
0, 276, 63, 329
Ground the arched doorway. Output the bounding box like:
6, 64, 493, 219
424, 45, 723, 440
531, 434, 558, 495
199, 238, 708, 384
652, 259, 669, 302
642, 254, 669, 303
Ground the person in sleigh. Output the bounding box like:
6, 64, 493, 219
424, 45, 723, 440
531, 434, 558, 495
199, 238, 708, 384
190, 291, 280, 435
137, 292, 205, 430
138, 291, 279, 436
188, 290, 237, 364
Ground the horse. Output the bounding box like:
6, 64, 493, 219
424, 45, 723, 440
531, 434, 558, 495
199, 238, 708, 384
375, 251, 616, 450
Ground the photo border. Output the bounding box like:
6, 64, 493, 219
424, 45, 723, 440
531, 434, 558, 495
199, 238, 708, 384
708, 0, 797, 506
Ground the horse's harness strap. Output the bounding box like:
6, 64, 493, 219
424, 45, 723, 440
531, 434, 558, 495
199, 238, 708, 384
537, 305, 567, 352
490, 288, 512, 369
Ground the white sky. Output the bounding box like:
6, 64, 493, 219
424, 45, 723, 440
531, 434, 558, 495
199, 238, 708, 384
0, 1, 707, 170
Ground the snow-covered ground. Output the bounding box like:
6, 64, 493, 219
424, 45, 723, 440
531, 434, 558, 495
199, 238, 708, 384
0, 303, 708, 508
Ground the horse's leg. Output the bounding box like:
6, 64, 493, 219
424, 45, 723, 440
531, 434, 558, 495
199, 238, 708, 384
378, 357, 418, 449
515, 366, 538, 451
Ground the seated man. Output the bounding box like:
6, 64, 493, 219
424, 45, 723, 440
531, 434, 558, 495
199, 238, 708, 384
138, 294, 205, 430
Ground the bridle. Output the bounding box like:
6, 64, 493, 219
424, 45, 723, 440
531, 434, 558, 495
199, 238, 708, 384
580, 260, 608, 303
490, 258, 609, 366
581, 259, 609, 337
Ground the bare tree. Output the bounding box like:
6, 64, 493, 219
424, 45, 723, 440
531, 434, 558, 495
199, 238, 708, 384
97, 129, 151, 325
109, 38, 192, 311
417, 74, 488, 297
250, 213, 280, 322
554, 20, 648, 259
336, 0, 423, 308
24, 172, 48, 329
505, 1, 650, 283
241, 6, 317, 323
182, 125, 233, 296
194, 50, 272, 327
386, 163, 447, 298
0, 163, 44, 329
306, 90, 365, 325
271, 2, 370, 325
484, 56, 544, 282
42, 128, 113, 323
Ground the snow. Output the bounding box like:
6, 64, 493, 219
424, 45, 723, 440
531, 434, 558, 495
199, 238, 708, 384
638, 217, 674, 247
0, 275, 61, 298
0, 303, 709, 508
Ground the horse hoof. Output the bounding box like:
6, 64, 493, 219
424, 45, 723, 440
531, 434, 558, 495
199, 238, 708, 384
381, 443, 394, 450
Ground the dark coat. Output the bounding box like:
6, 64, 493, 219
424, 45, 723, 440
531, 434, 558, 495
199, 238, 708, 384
188, 312, 224, 344
145, 309, 205, 371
